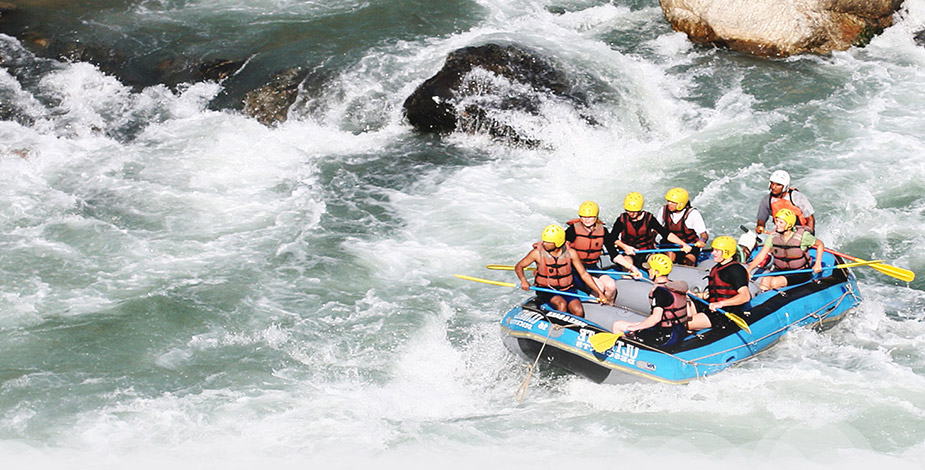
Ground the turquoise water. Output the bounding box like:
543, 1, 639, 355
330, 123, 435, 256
2, 1, 924, 468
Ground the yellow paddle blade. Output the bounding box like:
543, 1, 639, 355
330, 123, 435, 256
827, 249, 916, 282
589, 332, 624, 353
724, 312, 751, 334
453, 274, 517, 288
485, 264, 515, 270
869, 262, 915, 282
485, 264, 537, 271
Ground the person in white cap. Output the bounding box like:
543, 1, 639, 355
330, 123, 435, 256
756, 170, 815, 234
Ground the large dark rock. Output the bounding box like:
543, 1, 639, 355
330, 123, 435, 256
403, 43, 588, 143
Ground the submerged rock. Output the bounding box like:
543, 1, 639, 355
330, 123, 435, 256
243, 68, 308, 126
403, 43, 589, 144
658, 0, 902, 57
916, 30, 925, 47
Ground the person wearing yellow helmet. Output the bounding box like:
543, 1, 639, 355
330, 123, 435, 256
656, 187, 708, 266
688, 236, 752, 331
611, 254, 691, 347
514, 224, 606, 317
756, 170, 815, 235
564, 201, 621, 304
605, 191, 693, 270
747, 208, 824, 291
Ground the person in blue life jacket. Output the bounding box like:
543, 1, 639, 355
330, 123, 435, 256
606, 191, 693, 271
756, 170, 816, 235
655, 187, 708, 266
747, 208, 824, 291
565, 201, 637, 304
515, 224, 606, 317
611, 254, 690, 347
688, 236, 752, 331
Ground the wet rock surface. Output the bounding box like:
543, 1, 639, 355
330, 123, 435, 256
403, 43, 590, 144
658, 0, 903, 57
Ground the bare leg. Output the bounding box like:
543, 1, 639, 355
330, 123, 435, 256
549, 296, 568, 312
594, 276, 617, 304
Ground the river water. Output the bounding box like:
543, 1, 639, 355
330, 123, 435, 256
1, 1, 924, 468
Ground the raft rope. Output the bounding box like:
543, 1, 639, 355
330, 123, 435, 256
684, 289, 856, 372
514, 320, 563, 403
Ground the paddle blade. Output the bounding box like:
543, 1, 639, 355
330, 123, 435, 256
485, 264, 515, 271
724, 312, 751, 334
825, 248, 915, 282
869, 263, 915, 282
589, 332, 624, 353
453, 274, 517, 288
486, 264, 536, 271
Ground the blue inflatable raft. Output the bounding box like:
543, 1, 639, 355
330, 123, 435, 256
499, 251, 863, 384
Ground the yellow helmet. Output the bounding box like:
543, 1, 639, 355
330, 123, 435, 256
578, 200, 599, 218
541, 224, 566, 248
646, 253, 673, 277
711, 235, 737, 259
665, 187, 689, 210
623, 192, 644, 212
774, 208, 797, 230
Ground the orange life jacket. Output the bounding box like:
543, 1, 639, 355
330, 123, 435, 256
770, 189, 809, 227
534, 242, 574, 290
566, 218, 605, 265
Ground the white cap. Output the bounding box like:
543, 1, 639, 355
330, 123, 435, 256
738, 231, 757, 250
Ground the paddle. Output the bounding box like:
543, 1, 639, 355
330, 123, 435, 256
486, 264, 642, 279
751, 259, 886, 278
686, 294, 752, 334
486, 264, 532, 271
823, 248, 915, 282
589, 331, 625, 353
453, 274, 603, 303
619, 248, 683, 255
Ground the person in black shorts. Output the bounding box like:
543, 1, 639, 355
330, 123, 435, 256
689, 236, 752, 330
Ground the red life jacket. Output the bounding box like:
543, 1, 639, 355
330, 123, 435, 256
708, 261, 744, 303
771, 226, 811, 271
534, 242, 574, 290
618, 212, 657, 250
661, 206, 699, 244
567, 218, 605, 265
770, 188, 809, 227
649, 280, 690, 328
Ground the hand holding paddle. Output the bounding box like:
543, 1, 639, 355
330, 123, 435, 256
686, 293, 751, 334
